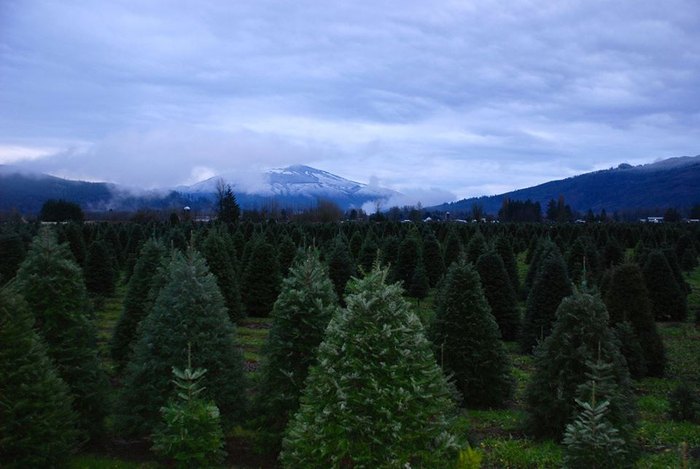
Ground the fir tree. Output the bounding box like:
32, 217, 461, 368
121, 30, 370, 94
422, 230, 445, 287
280, 267, 459, 468
277, 234, 297, 276
495, 236, 520, 294
605, 263, 665, 377
349, 230, 363, 259
612, 322, 647, 380
215, 179, 240, 224
524, 293, 635, 440
431, 261, 514, 408
59, 222, 87, 267
117, 249, 247, 436
521, 250, 573, 353
476, 251, 520, 341
84, 239, 116, 296
257, 250, 339, 441
357, 233, 379, 273
524, 239, 559, 294
0, 232, 25, 285
201, 228, 243, 322
409, 261, 431, 300
465, 231, 486, 264
111, 239, 167, 370
0, 286, 78, 468
395, 231, 421, 285
326, 236, 355, 300
443, 229, 463, 268
241, 236, 282, 317
643, 250, 687, 321
15, 228, 108, 439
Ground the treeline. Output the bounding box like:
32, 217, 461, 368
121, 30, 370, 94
1, 217, 699, 467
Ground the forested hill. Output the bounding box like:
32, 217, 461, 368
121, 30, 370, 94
430, 155, 700, 215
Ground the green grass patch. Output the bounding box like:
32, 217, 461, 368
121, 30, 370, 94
636, 419, 700, 447
658, 323, 700, 381
479, 437, 562, 469
68, 455, 159, 469
635, 446, 700, 469
638, 395, 670, 421
685, 264, 700, 314
468, 409, 524, 435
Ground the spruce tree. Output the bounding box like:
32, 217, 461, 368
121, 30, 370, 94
605, 263, 665, 377
476, 252, 521, 341
117, 249, 247, 436
430, 261, 514, 408
241, 236, 282, 317
15, 228, 108, 439
85, 239, 116, 296
201, 228, 243, 322
280, 267, 459, 468
0, 286, 78, 468
643, 250, 687, 321
422, 231, 445, 287
521, 250, 573, 353
326, 236, 355, 300
524, 293, 635, 440
257, 250, 339, 441
111, 239, 167, 370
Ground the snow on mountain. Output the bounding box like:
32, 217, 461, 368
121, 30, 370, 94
182, 164, 398, 209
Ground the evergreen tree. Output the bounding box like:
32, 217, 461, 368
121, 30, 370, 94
117, 249, 247, 436
476, 252, 521, 341
111, 239, 167, 370
395, 231, 421, 285
495, 236, 520, 294
59, 222, 87, 267
85, 239, 116, 296
612, 322, 647, 380
443, 229, 463, 268
0, 232, 25, 285
524, 293, 635, 440
465, 231, 486, 264
215, 180, 240, 224
524, 239, 559, 294
422, 231, 445, 286
201, 228, 243, 322
357, 233, 379, 273
349, 230, 363, 259
0, 286, 78, 468
15, 228, 108, 439
241, 236, 282, 317
521, 250, 573, 353
379, 235, 400, 269
326, 236, 355, 300
277, 234, 297, 276
430, 261, 514, 408
642, 250, 687, 321
605, 263, 665, 377
408, 261, 431, 300
281, 267, 459, 468
257, 250, 339, 441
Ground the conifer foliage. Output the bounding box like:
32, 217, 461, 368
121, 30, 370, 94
476, 251, 521, 341
430, 261, 514, 408
281, 267, 459, 468
643, 250, 687, 321
84, 239, 116, 296
0, 286, 78, 468
200, 228, 243, 322
15, 228, 108, 439
241, 236, 282, 317
257, 250, 339, 438
117, 249, 247, 436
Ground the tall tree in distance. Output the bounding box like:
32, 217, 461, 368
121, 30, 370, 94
215, 179, 240, 225
476, 251, 521, 341
241, 235, 282, 317
643, 250, 687, 321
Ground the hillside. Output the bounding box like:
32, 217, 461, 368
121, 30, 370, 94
430, 155, 700, 215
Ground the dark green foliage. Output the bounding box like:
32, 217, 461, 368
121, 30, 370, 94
422, 231, 445, 286
257, 250, 338, 439
117, 249, 247, 436
566, 236, 600, 286
476, 251, 520, 341
0, 232, 25, 285
59, 222, 87, 266
604, 263, 665, 377
201, 228, 243, 322
152, 364, 226, 468
379, 235, 400, 268
613, 322, 647, 379
668, 381, 700, 423
524, 239, 559, 293
443, 229, 463, 268
15, 228, 108, 439
525, 293, 635, 440
495, 236, 519, 294
111, 239, 166, 370
357, 233, 378, 273
521, 250, 573, 353
562, 360, 629, 468
431, 261, 514, 408
662, 247, 690, 294
395, 231, 421, 285
408, 261, 430, 300
280, 267, 459, 467
681, 244, 698, 271
215, 180, 240, 224
241, 236, 282, 317
326, 236, 355, 300
84, 240, 116, 296
643, 250, 687, 321
0, 286, 78, 468
39, 198, 84, 222
277, 234, 297, 276
603, 237, 624, 268
349, 230, 363, 259
465, 231, 486, 264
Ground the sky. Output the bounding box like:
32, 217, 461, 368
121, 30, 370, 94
1, 0, 699, 206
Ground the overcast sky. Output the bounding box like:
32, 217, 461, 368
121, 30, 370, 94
1, 0, 699, 205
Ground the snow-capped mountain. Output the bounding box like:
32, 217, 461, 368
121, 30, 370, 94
182, 165, 398, 210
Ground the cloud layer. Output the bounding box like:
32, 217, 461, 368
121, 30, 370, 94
1, 0, 699, 202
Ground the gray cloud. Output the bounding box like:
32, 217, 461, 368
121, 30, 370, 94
1, 0, 699, 200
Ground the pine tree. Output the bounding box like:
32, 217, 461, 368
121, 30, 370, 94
201, 228, 243, 322
215, 179, 240, 224
524, 293, 635, 440
422, 231, 445, 287
111, 239, 167, 370
241, 236, 282, 317
562, 360, 629, 469
15, 228, 108, 439
605, 263, 665, 377
84, 239, 116, 296
643, 250, 687, 321
495, 236, 519, 294
257, 250, 339, 441
465, 231, 486, 264
280, 267, 459, 468
0, 286, 78, 468
521, 250, 573, 353
117, 249, 247, 436
476, 252, 521, 341
430, 261, 514, 408
326, 236, 355, 300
